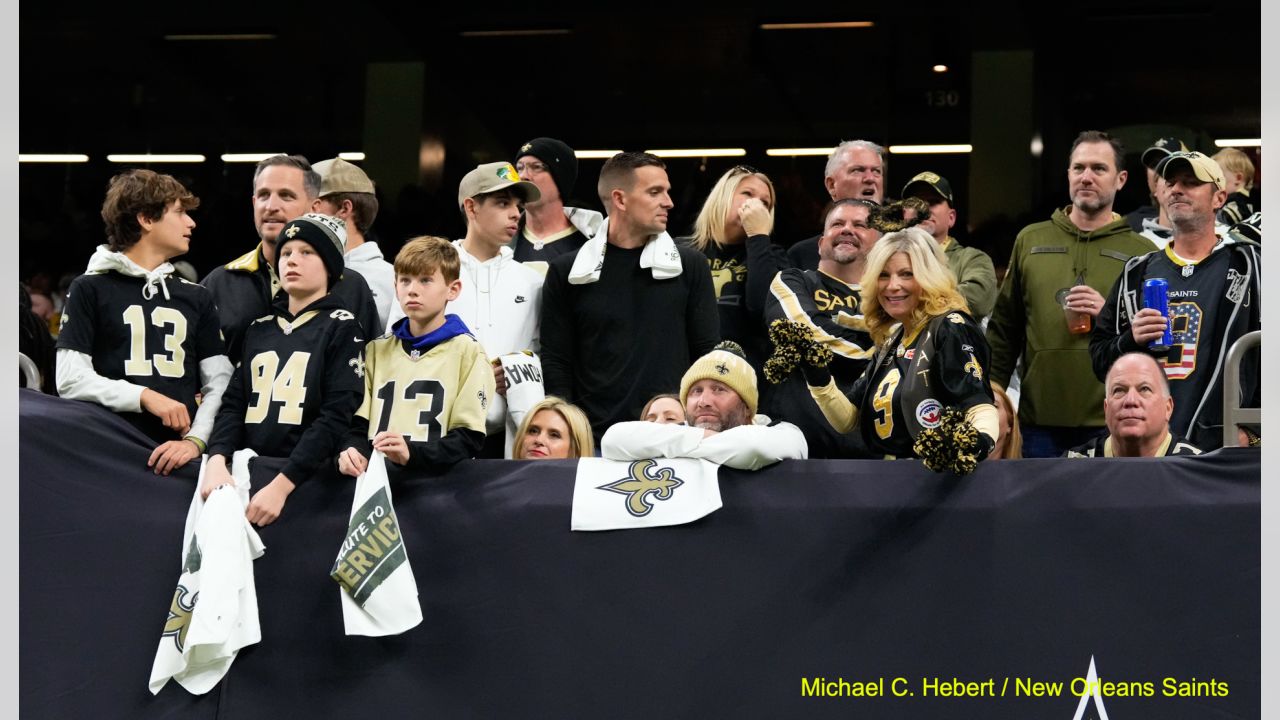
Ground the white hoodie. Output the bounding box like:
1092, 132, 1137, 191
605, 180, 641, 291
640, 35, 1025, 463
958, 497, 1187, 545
448, 240, 544, 434
344, 241, 403, 334
56, 245, 233, 446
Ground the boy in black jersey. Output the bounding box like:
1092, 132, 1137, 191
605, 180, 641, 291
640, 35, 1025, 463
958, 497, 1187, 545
338, 236, 493, 477
203, 214, 365, 526
57, 169, 233, 475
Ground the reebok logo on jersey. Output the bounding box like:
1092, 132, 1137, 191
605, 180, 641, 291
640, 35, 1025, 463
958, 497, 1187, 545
514, 295, 527, 303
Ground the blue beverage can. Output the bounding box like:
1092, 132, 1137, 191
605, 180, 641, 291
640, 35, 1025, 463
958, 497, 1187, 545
1143, 278, 1173, 351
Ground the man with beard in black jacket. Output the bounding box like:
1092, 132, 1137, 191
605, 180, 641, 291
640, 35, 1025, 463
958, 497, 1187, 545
202, 154, 379, 360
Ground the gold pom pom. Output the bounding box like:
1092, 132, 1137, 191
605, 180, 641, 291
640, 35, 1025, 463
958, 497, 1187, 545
913, 407, 981, 475
763, 319, 832, 384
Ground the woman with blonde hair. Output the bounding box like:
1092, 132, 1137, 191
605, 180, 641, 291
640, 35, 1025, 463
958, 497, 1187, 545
512, 396, 595, 459
801, 227, 999, 470
988, 381, 1022, 460
686, 166, 789, 382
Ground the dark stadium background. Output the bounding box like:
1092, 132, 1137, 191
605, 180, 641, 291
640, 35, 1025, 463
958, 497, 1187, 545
19, 1, 1261, 283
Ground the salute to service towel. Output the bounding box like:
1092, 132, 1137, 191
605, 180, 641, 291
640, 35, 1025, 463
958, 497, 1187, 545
499, 351, 546, 458
331, 450, 422, 636
571, 457, 721, 531
149, 452, 266, 695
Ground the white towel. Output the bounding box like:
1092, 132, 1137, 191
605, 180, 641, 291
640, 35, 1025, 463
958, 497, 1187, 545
571, 457, 721, 531
332, 451, 423, 636
567, 217, 683, 285
499, 352, 546, 459
149, 451, 265, 695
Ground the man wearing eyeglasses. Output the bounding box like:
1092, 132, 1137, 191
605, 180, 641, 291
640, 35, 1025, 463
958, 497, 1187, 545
787, 140, 887, 271
511, 137, 604, 273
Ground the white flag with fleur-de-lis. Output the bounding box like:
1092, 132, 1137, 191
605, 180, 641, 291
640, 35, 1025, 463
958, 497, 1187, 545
571, 457, 721, 531
149, 451, 265, 695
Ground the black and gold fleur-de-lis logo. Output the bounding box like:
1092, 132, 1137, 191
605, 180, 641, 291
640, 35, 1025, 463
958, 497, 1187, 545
964, 353, 983, 380
163, 584, 199, 652
520, 142, 532, 153
598, 459, 684, 517
348, 356, 366, 378
715, 362, 729, 375
285, 224, 301, 239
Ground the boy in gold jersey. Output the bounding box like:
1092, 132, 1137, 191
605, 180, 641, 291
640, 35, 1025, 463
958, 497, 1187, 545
338, 236, 495, 476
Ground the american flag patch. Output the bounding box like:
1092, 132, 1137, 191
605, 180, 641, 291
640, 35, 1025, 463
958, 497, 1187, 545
1162, 301, 1202, 380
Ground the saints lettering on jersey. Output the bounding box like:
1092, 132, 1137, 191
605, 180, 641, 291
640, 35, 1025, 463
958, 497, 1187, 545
813, 288, 859, 313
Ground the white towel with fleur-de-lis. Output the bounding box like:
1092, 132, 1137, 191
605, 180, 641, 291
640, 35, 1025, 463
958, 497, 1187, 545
571, 457, 720, 531
148, 451, 265, 695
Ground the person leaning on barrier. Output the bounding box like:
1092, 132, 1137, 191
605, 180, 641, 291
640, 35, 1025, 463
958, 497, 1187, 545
601, 341, 807, 471
338, 237, 494, 477
203, 215, 365, 526
1065, 352, 1201, 458
800, 228, 999, 473
56, 169, 233, 475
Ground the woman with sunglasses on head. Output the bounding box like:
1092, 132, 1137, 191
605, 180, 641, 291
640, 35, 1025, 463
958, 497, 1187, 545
799, 228, 1000, 471
685, 166, 791, 395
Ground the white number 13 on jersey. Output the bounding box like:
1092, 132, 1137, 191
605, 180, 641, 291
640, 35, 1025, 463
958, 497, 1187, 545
122, 305, 187, 378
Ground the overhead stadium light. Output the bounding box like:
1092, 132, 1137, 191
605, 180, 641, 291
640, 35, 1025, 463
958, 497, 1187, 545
107, 154, 206, 163
164, 34, 276, 41
766, 147, 835, 157
1213, 138, 1261, 148
760, 21, 874, 30
460, 29, 571, 37
338, 152, 366, 161
221, 153, 285, 163
645, 148, 747, 158
573, 150, 624, 159
19, 154, 89, 163
888, 144, 973, 154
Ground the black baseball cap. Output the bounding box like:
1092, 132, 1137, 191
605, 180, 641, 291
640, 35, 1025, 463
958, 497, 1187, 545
901, 171, 954, 205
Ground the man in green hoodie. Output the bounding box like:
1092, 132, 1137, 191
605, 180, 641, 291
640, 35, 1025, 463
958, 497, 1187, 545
986, 131, 1155, 457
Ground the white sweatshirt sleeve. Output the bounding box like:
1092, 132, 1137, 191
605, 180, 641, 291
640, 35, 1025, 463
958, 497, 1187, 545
695, 422, 809, 470
186, 355, 235, 445
601, 421, 705, 461
56, 348, 146, 412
